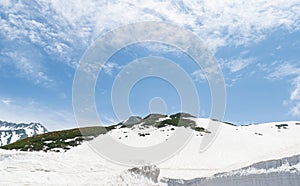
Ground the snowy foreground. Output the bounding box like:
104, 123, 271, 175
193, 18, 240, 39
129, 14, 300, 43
1, 119, 300, 185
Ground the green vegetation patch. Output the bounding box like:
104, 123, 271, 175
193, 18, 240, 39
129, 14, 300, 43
160, 115, 196, 128
1, 126, 115, 152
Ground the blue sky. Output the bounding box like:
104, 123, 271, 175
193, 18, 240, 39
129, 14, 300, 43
0, 0, 300, 131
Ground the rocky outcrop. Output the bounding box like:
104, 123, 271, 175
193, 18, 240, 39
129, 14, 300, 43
128, 165, 160, 183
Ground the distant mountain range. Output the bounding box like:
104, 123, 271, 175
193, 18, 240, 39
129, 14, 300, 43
0, 120, 48, 146
1, 113, 300, 185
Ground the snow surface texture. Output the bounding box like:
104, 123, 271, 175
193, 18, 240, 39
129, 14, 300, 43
1, 118, 300, 185
0, 121, 48, 146
167, 154, 300, 185
0, 144, 162, 186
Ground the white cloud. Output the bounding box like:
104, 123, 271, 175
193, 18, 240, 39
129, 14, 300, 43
192, 62, 225, 83
290, 77, 300, 116
2, 51, 53, 86
220, 57, 255, 73
266, 63, 300, 80
192, 70, 206, 83
100, 62, 123, 76
135, 42, 184, 57
264, 62, 300, 116
203, 57, 256, 87
1, 0, 300, 120
290, 102, 300, 116
2, 0, 300, 60
290, 78, 300, 101
78, 62, 122, 81
0, 0, 10, 7
1, 98, 11, 105
1, 0, 300, 85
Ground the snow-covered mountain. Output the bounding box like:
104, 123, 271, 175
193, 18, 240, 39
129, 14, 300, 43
0, 114, 300, 185
0, 120, 48, 146
94, 115, 300, 180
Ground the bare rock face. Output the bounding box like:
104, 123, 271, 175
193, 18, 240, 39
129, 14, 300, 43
122, 116, 142, 127
128, 165, 160, 183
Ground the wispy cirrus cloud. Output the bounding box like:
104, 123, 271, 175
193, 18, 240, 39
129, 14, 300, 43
1, 50, 53, 86
266, 63, 300, 80
220, 57, 255, 73
192, 57, 256, 86
100, 62, 123, 76
1, 0, 300, 121
286, 78, 300, 116
1, 98, 12, 105
0, 96, 76, 131
191, 70, 206, 83
1, 0, 300, 72
264, 62, 300, 116
290, 102, 300, 116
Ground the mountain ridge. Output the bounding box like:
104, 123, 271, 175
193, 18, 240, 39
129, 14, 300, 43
0, 120, 48, 146
1, 113, 300, 183
0, 112, 207, 152
2, 112, 299, 154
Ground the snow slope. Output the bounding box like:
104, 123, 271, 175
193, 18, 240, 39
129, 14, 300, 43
1, 118, 300, 185
104, 117, 300, 179
0, 143, 162, 186
158, 119, 300, 179
167, 154, 300, 186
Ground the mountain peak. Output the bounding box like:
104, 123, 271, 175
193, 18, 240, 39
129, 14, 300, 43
169, 112, 196, 118
143, 113, 168, 120
122, 116, 142, 127
119, 112, 199, 129
0, 120, 48, 146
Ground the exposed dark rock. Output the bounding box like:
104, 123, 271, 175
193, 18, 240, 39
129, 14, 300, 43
170, 112, 196, 118
128, 165, 160, 183
122, 116, 142, 127
275, 124, 288, 129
